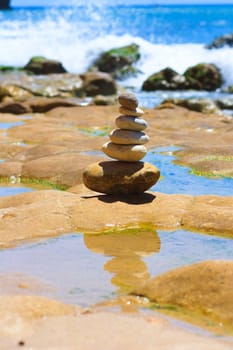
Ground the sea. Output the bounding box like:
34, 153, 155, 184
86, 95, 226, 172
0, 3, 233, 106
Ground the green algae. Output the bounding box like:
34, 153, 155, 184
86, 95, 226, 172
0, 176, 68, 191
78, 126, 110, 137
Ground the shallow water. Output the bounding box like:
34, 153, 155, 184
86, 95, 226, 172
0, 229, 232, 306
147, 147, 233, 196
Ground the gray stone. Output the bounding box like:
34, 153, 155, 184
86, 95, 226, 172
118, 92, 138, 109
102, 142, 147, 162
119, 106, 144, 117
109, 129, 149, 145
115, 115, 147, 131
82, 161, 160, 194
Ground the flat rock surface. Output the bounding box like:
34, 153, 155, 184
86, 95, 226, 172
133, 260, 233, 331
0, 297, 232, 350
0, 189, 232, 249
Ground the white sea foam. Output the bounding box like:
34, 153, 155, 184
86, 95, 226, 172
1, 9, 233, 88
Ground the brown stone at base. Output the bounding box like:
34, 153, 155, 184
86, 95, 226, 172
82, 161, 160, 194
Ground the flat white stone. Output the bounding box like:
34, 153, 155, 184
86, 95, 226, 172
109, 129, 149, 145
102, 141, 147, 162
115, 115, 148, 131
119, 106, 144, 117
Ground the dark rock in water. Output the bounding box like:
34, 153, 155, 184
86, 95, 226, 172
24, 56, 67, 75
83, 161, 160, 195
184, 63, 223, 91
0, 0, 10, 9
162, 98, 219, 114
89, 43, 141, 80
27, 97, 78, 113
79, 72, 117, 97
215, 97, 233, 110
0, 101, 31, 114
206, 33, 233, 49
142, 67, 187, 91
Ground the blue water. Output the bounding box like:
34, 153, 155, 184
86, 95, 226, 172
0, 4, 233, 88
0, 231, 232, 306
147, 147, 233, 196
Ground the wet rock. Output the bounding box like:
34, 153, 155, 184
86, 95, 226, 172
0, 101, 31, 114
82, 161, 160, 194
89, 43, 141, 79
215, 97, 233, 110
80, 72, 117, 96
162, 98, 219, 114
133, 260, 233, 328
93, 94, 118, 105
206, 33, 233, 49
27, 97, 78, 113
24, 56, 67, 75
184, 63, 223, 91
142, 67, 187, 91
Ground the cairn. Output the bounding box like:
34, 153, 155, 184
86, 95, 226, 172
83, 92, 160, 195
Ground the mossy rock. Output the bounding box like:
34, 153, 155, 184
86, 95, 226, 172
0, 66, 23, 72
184, 63, 223, 91
142, 67, 187, 91
23, 56, 67, 75
90, 43, 141, 79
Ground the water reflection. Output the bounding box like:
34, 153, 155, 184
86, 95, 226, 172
84, 227, 160, 293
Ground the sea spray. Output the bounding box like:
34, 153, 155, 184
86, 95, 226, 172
0, 4, 233, 87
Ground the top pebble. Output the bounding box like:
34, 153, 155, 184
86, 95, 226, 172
118, 92, 139, 110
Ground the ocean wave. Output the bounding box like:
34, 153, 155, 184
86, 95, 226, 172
0, 6, 233, 88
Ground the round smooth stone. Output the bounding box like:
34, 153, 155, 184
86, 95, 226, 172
83, 161, 160, 195
102, 142, 147, 162
119, 106, 144, 117
115, 115, 148, 131
118, 92, 138, 109
109, 129, 149, 145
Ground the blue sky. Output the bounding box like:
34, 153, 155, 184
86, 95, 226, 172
10, 0, 233, 6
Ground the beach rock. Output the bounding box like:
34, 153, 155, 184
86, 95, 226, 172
0, 86, 11, 101
162, 98, 219, 114
27, 97, 78, 113
184, 63, 223, 91
142, 67, 187, 91
206, 33, 233, 49
133, 260, 233, 327
82, 161, 160, 194
93, 94, 118, 105
119, 106, 144, 117
109, 129, 149, 145
0, 101, 31, 114
24, 56, 67, 75
89, 43, 140, 79
215, 97, 233, 110
102, 142, 147, 162
115, 115, 148, 131
118, 92, 139, 109
80, 72, 117, 96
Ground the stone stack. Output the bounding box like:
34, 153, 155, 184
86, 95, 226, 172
83, 92, 160, 195
102, 93, 149, 162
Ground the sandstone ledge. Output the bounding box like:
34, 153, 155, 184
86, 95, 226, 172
0, 188, 232, 248
0, 294, 232, 350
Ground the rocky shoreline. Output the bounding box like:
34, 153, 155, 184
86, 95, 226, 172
0, 59, 232, 347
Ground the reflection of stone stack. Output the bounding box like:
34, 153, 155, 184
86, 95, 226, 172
83, 92, 160, 195
102, 93, 149, 162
